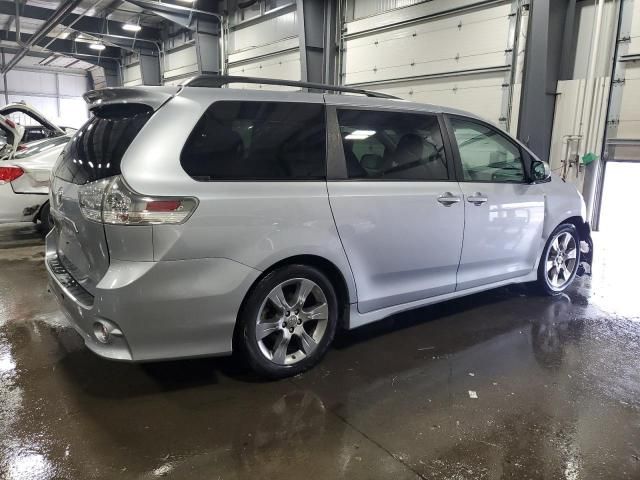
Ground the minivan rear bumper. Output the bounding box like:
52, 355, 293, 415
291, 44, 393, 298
46, 229, 262, 361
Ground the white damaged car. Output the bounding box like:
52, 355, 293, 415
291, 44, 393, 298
0, 103, 75, 230
1, 135, 71, 230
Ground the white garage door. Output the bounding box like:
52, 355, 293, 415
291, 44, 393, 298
226, 6, 301, 91
341, 0, 525, 131
614, 1, 640, 141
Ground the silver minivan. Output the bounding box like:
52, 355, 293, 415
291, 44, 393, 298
46, 76, 593, 378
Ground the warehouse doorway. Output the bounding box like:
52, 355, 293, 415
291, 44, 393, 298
598, 161, 640, 236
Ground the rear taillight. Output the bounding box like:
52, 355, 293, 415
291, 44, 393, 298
0, 166, 24, 184
78, 176, 197, 225
16, 144, 27, 151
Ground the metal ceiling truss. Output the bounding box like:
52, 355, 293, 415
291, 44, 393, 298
0, 0, 161, 42
125, 0, 221, 29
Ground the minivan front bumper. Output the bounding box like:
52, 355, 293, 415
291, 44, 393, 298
46, 229, 262, 361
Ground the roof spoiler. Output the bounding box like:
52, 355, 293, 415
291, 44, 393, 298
83, 87, 180, 112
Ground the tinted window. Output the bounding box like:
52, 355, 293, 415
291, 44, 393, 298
337, 109, 449, 181
23, 127, 50, 143
181, 101, 326, 181
450, 117, 525, 183
54, 104, 153, 185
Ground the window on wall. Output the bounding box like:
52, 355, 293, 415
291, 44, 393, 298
337, 109, 449, 181
181, 101, 326, 181
449, 117, 525, 183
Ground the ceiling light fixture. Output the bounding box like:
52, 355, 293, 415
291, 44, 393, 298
345, 130, 376, 140
89, 43, 106, 51
122, 23, 141, 32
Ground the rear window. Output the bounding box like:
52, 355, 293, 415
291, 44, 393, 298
180, 101, 326, 181
54, 104, 153, 185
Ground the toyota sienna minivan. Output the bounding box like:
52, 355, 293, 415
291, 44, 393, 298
46, 75, 593, 378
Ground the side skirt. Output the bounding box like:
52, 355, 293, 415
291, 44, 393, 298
347, 271, 538, 330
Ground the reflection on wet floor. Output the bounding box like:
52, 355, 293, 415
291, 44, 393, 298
0, 224, 639, 479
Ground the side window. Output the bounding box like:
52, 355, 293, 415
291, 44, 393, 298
181, 101, 326, 181
449, 117, 525, 183
337, 109, 449, 181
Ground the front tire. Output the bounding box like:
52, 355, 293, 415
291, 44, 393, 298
535, 223, 581, 296
238, 264, 339, 379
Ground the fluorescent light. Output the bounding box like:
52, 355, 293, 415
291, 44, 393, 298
89, 43, 106, 51
122, 23, 141, 32
345, 130, 376, 140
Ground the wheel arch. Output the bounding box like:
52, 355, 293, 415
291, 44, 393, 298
233, 254, 353, 350
558, 215, 591, 241
34, 199, 49, 222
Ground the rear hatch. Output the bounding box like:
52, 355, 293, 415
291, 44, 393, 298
50, 87, 179, 294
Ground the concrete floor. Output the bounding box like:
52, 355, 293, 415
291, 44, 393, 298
0, 224, 639, 480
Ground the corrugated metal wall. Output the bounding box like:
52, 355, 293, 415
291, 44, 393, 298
341, 0, 526, 132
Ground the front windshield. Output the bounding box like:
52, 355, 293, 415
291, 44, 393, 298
13, 135, 70, 159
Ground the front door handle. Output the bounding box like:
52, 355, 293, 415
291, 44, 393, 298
437, 192, 461, 206
467, 193, 488, 206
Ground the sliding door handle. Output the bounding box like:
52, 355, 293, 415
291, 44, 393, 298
467, 193, 488, 206
437, 192, 461, 206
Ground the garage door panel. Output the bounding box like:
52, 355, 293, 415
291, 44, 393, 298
345, 8, 511, 54
628, 1, 640, 56
228, 51, 301, 90
344, 50, 507, 85
616, 64, 640, 138
363, 71, 506, 124
344, 7, 511, 85
123, 64, 143, 87
163, 46, 199, 83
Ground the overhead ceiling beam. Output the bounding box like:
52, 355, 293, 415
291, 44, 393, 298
2, 30, 121, 62
3, 0, 83, 73
125, 0, 221, 29
0, 0, 161, 42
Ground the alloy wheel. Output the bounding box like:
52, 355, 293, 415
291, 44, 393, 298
255, 278, 329, 365
545, 231, 578, 289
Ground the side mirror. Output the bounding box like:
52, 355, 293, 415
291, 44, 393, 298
531, 159, 551, 183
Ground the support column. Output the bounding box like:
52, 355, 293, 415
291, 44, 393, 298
517, 0, 570, 161
195, 18, 221, 75
298, 0, 336, 85
1, 49, 8, 104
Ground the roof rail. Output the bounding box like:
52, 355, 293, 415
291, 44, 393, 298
182, 75, 401, 100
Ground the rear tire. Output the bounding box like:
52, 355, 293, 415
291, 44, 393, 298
534, 223, 580, 296
38, 202, 53, 233
238, 264, 339, 379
